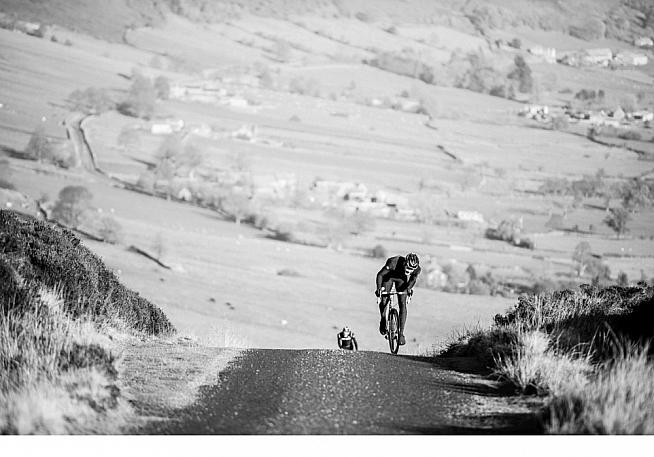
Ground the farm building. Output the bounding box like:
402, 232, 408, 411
528, 46, 556, 63
582, 48, 613, 66
614, 51, 648, 66
635, 37, 653, 48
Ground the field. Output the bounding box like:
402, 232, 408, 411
2, 0, 654, 357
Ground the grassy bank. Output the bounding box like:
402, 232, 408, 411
443, 284, 654, 433
0, 209, 174, 433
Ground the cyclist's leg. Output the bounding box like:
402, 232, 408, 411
378, 279, 394, 334
398, 293, 407, 335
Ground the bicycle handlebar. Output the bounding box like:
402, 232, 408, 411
379, 291, 409, 296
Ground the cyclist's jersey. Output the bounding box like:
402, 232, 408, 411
376, 255, 421, 291
338, 331, 356, 350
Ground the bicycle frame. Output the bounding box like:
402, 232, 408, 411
377, 288, 411, 354
377, 290, 411, 324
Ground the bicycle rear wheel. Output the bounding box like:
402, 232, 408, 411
388, 309, 399, 355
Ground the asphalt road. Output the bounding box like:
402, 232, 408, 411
143, 349, 540, 434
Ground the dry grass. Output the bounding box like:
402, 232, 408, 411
493, 330, 591, 396
547, 346, 654, 434
444, 285, 654, 434
0, 286, 132, 434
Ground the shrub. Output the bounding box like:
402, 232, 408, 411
604, 207, 630, 239
508, 38, 521, 49
0, 210, 173, 334
617, 131, 642, 141
368, 51, 436, 84
52, 186, 93, 229
277, 268, 300, 277
67, 87, 115, 114
288, 77, 321, 97
469, 279, 491, 296
371, 244, 387, 259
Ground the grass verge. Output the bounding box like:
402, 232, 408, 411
442, 284, 654, 434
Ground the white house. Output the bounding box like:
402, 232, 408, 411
632, 111, 654, 122
151, 124, 173, 135
635, 37, 653, 48
614, 51, 648, 66
582, 48, 613, 66
528, 46, 556, 63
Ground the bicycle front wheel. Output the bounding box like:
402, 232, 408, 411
388, 308, 399, 355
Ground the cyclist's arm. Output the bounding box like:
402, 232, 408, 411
353, 337, 358, 350
406, 266, 422, 291
375, 259, 393, 290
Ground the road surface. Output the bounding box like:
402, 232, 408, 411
142, 349, 540, 434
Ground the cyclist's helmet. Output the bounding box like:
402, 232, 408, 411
342, 326, 350, 335
405, 252, 419, 270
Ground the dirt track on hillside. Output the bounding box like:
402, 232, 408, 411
141, 349, 542, 434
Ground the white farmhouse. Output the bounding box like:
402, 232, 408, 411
635, 37, 654, 48
582, 48, 613, 66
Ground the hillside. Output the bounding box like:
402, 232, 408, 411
3, 0, 654, 44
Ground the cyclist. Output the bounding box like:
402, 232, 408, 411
375, 252, 421, 346
337, 326, 358, 351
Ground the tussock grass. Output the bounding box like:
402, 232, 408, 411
443, 284, 654, 434
493, 331, 591, 396
548, 346, 654, 434
0, 286, 131, 433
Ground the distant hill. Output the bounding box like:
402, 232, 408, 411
1, 0, 652, 44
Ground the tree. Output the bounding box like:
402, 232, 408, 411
572, 241, 593, 276
154, 135, 204, 184
219, 191, 252, 225
24, 124, 52, 162
507, 55, 533, 93
94, 214, 123, 244
617, 271, 629, 287
118, 72, 156, 119
604, 207, 630, 239
154, 76, 170, 100
51, 185, 93, 228
152, 233, 166, 260
67, 87, 115, 114
0, 158, 14, 189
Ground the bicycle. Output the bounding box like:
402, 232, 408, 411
377, 287, 411, 355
